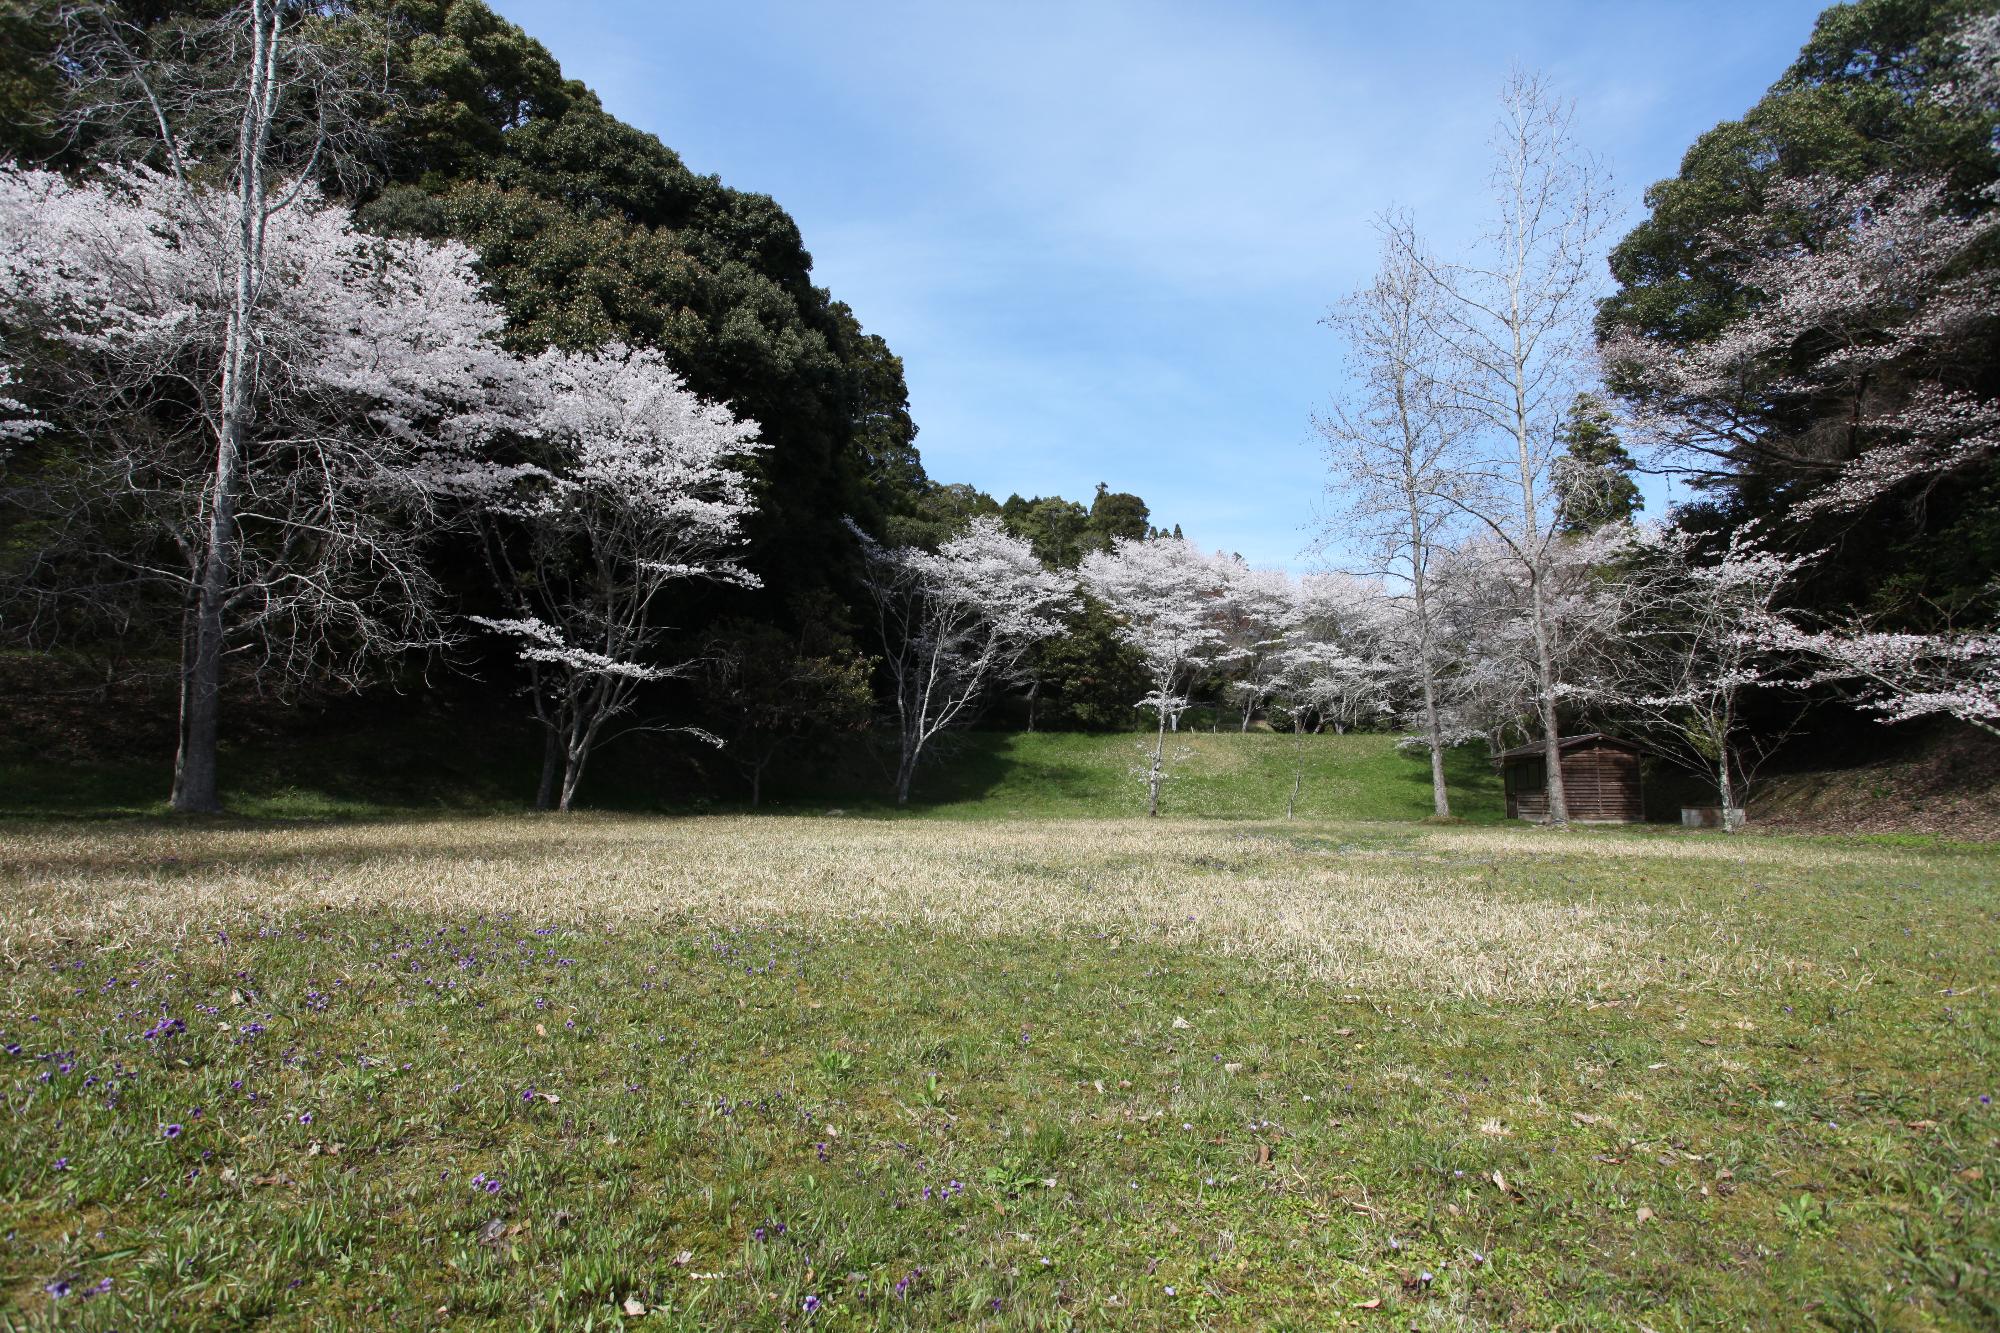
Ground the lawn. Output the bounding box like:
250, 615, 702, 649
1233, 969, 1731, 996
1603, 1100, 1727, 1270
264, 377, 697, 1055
1, 815, 1995, 1329
0, 727, 1507, 823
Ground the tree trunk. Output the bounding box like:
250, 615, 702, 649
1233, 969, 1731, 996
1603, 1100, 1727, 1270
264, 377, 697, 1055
1716, 746, 1738, 834
535, 724, 561, 811
1287, 718, 1304, 819
1408, 508, 1452, 819
1147, 707, 1167, 817
171, 4, 284, 814
894, 735, 919, 807
556, 714, 595, 813
170, 418, 243, 814
750, 763, 763, 810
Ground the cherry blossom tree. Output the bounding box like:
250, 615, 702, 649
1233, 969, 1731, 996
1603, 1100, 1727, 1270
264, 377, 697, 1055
0, 1, 501, 812
1606, 174, 2000, 518
1215, 558, 1297, 732
855, 516, 1076, 806
1319, 224, 1470, 815
1266, 575, 1394, 818
0, 367, 44, 450
0, 160, 524, 811
471, 344, 764, 812
1431, 528, 1629, 765
1406, 71, 1615, 827
1614, 525, 1810, 825
1078, 536, 1231, 816
1768, 622, 2000, 741
1604, 171, 2000, 741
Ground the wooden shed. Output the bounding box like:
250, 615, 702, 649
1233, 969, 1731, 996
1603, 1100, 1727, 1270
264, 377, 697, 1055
1495, 733, 1644, 823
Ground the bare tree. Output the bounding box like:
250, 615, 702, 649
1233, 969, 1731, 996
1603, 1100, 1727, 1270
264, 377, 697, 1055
855, 516, 1076, 807
1409, 71, 1613, 826
1319, 225, 1469, 816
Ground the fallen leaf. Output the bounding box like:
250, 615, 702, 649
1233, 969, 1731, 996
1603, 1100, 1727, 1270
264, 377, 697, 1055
1478, 1119, 1511, 1137
1255, 1143, 1272, 1166
1223, 1062, 1244, 1074
1571, 1112, 1601, 1126
1491, 1169, 1509, 1193
1636, 1206, 1655, 1223
1958, 1167, 1984, 1182
535, 1022, 547, 1037
623, 1296, 647, 1316
539, 1092, 561, 1104
1355, 1297, 1382, 1309
1172, 1016, 1191, 1030
671, 1250, 693, 1267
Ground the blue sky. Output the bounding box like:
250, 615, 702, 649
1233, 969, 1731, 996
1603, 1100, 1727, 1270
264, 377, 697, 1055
490, 0, 1831, 570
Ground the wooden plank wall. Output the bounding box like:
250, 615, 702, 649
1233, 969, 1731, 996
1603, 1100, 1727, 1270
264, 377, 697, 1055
1501, 743, 1642, 822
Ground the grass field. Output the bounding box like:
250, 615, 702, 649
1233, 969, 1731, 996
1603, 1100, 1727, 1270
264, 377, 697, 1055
2, 814, 1995, 1329
0, 727, 1507, 823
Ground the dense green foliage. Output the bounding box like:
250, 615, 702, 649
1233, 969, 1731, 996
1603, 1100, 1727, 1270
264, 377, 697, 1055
1553, 394, 1642, 534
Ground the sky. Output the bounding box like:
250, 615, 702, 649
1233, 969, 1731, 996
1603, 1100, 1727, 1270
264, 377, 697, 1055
488, 0, 1832, 571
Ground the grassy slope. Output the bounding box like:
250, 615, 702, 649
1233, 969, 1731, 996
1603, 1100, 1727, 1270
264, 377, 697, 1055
1, 817, 1995, 1329
2, 728, 1507, 824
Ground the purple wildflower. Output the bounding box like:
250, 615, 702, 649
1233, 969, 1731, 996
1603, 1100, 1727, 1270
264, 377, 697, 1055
163, 1123, 184, 1139
802, 1295, 821, 1315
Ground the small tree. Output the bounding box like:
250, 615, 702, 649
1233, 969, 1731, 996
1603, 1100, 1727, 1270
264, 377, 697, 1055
696, 615, 874, 808
855, 516, 1076, 806
1616, 525, 1808, 824
472, 344, 763, 812
1433, 529, 1628, 766
1078, 536, 1230, 816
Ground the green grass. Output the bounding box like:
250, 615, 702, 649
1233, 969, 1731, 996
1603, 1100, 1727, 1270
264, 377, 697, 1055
1, 816, 1995, 1329
0, 727, 1504, 824
801, 730, 1506, 823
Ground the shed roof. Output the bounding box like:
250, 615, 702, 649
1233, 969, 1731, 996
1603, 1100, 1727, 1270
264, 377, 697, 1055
1492, 732, 1642, 762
